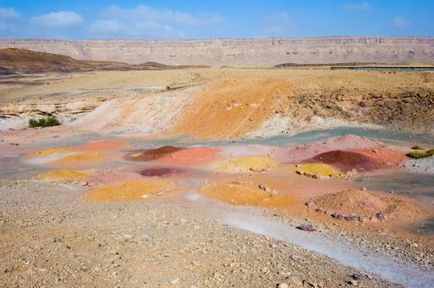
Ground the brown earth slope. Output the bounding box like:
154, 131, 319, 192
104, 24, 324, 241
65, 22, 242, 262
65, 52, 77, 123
0, 48, 209, 74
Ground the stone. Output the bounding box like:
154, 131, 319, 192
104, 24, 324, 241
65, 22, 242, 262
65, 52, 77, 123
296, 223, 316, 232
331, 212, 344, 220
351, 273, 365, 281
258, 184, 271, 192
344, 215, 360, 222
375, 211, 386, 220
276, 283, 289, 288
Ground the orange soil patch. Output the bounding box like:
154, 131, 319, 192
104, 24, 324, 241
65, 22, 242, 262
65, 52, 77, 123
49, 151, 105, 166
311, 189, 386, 218
173, 78, 293, 140
252, 173, 349, 203
37, 169, 90, 183
85, 179, 175, 201
310, 189, 429, 224
202, 182, 295, 210
157, 147, 220, 166
124, 146, 184, 161
80, 139, 127, 151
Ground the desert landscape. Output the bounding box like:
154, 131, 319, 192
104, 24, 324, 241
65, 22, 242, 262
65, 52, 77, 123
1, 4, 434, 286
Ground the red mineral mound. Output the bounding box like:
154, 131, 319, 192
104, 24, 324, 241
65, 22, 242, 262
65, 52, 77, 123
309, 150, 380, 172
139, 167, 184, 177
124, 146, 184, 161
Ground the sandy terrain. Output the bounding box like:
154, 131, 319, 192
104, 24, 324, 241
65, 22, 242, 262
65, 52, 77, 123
1, 68, 433, 137
1, 66, 433, 288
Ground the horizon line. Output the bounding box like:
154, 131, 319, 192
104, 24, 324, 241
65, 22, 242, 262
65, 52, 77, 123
0, 35, 433, 42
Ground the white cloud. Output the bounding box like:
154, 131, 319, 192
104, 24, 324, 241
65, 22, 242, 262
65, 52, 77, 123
89, 19, 175, 38
261, 12, 294, 37
89, 20, 126, 34
345, 1, 371, 12
31, 11, 83, 28
0, 7, 19, 19
101, 5, 224, 26
391, 17, 410, 29
88, 5, 224, 39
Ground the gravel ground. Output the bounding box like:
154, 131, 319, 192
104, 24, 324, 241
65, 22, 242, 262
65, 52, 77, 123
0, 180, 398, 288
401, 157, 434, 174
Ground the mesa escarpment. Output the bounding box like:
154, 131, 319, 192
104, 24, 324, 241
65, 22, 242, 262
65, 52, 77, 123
0, 37, 433, 66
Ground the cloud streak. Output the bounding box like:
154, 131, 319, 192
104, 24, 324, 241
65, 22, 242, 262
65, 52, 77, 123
345, 1, 371, 12
101, 5, 224, 26
261, 12, 294, 37
391, 16, 410, 29
88, 5, 224, 39
31, 11, 83, 28
0, 7, 19, 19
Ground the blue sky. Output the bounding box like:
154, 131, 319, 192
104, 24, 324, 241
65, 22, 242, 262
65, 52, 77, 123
0, 0, 433, 39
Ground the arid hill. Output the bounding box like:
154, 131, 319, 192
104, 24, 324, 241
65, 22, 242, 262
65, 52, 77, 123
0, 37, 433, 66
0, 48, 208, 74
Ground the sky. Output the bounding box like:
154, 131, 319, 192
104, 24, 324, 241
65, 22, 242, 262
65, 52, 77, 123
0, 0, 433, 39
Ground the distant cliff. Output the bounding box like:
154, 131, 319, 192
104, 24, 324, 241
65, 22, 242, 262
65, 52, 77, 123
0, 37, 433, 66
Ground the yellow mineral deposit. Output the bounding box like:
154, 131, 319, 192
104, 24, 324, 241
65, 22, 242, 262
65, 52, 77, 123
289, 163, 341, 178
49, 151, 105, 166
37, 169, 90, 183
212, 156, 278, 173
26, 147, 77, 157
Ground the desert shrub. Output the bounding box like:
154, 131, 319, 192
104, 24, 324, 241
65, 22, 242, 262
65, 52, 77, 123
406, 150, 434, 159
28, 118, 39, 128
28, 116, 61, 128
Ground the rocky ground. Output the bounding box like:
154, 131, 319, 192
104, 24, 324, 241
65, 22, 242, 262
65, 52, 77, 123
1, 68, 433, 288
0, 180, 399, 288
1, 68, 432, 138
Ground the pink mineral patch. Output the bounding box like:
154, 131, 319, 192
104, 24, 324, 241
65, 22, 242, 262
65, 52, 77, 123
157, 147, 221, 166
80, 139, 128, 151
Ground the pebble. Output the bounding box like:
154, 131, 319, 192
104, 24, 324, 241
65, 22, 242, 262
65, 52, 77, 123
276, 283, 289, 288
296, 223, 316, 232
350, 273, 364, 281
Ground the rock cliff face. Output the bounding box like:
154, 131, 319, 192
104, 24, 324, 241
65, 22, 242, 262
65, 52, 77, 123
0, 37, 433, 66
